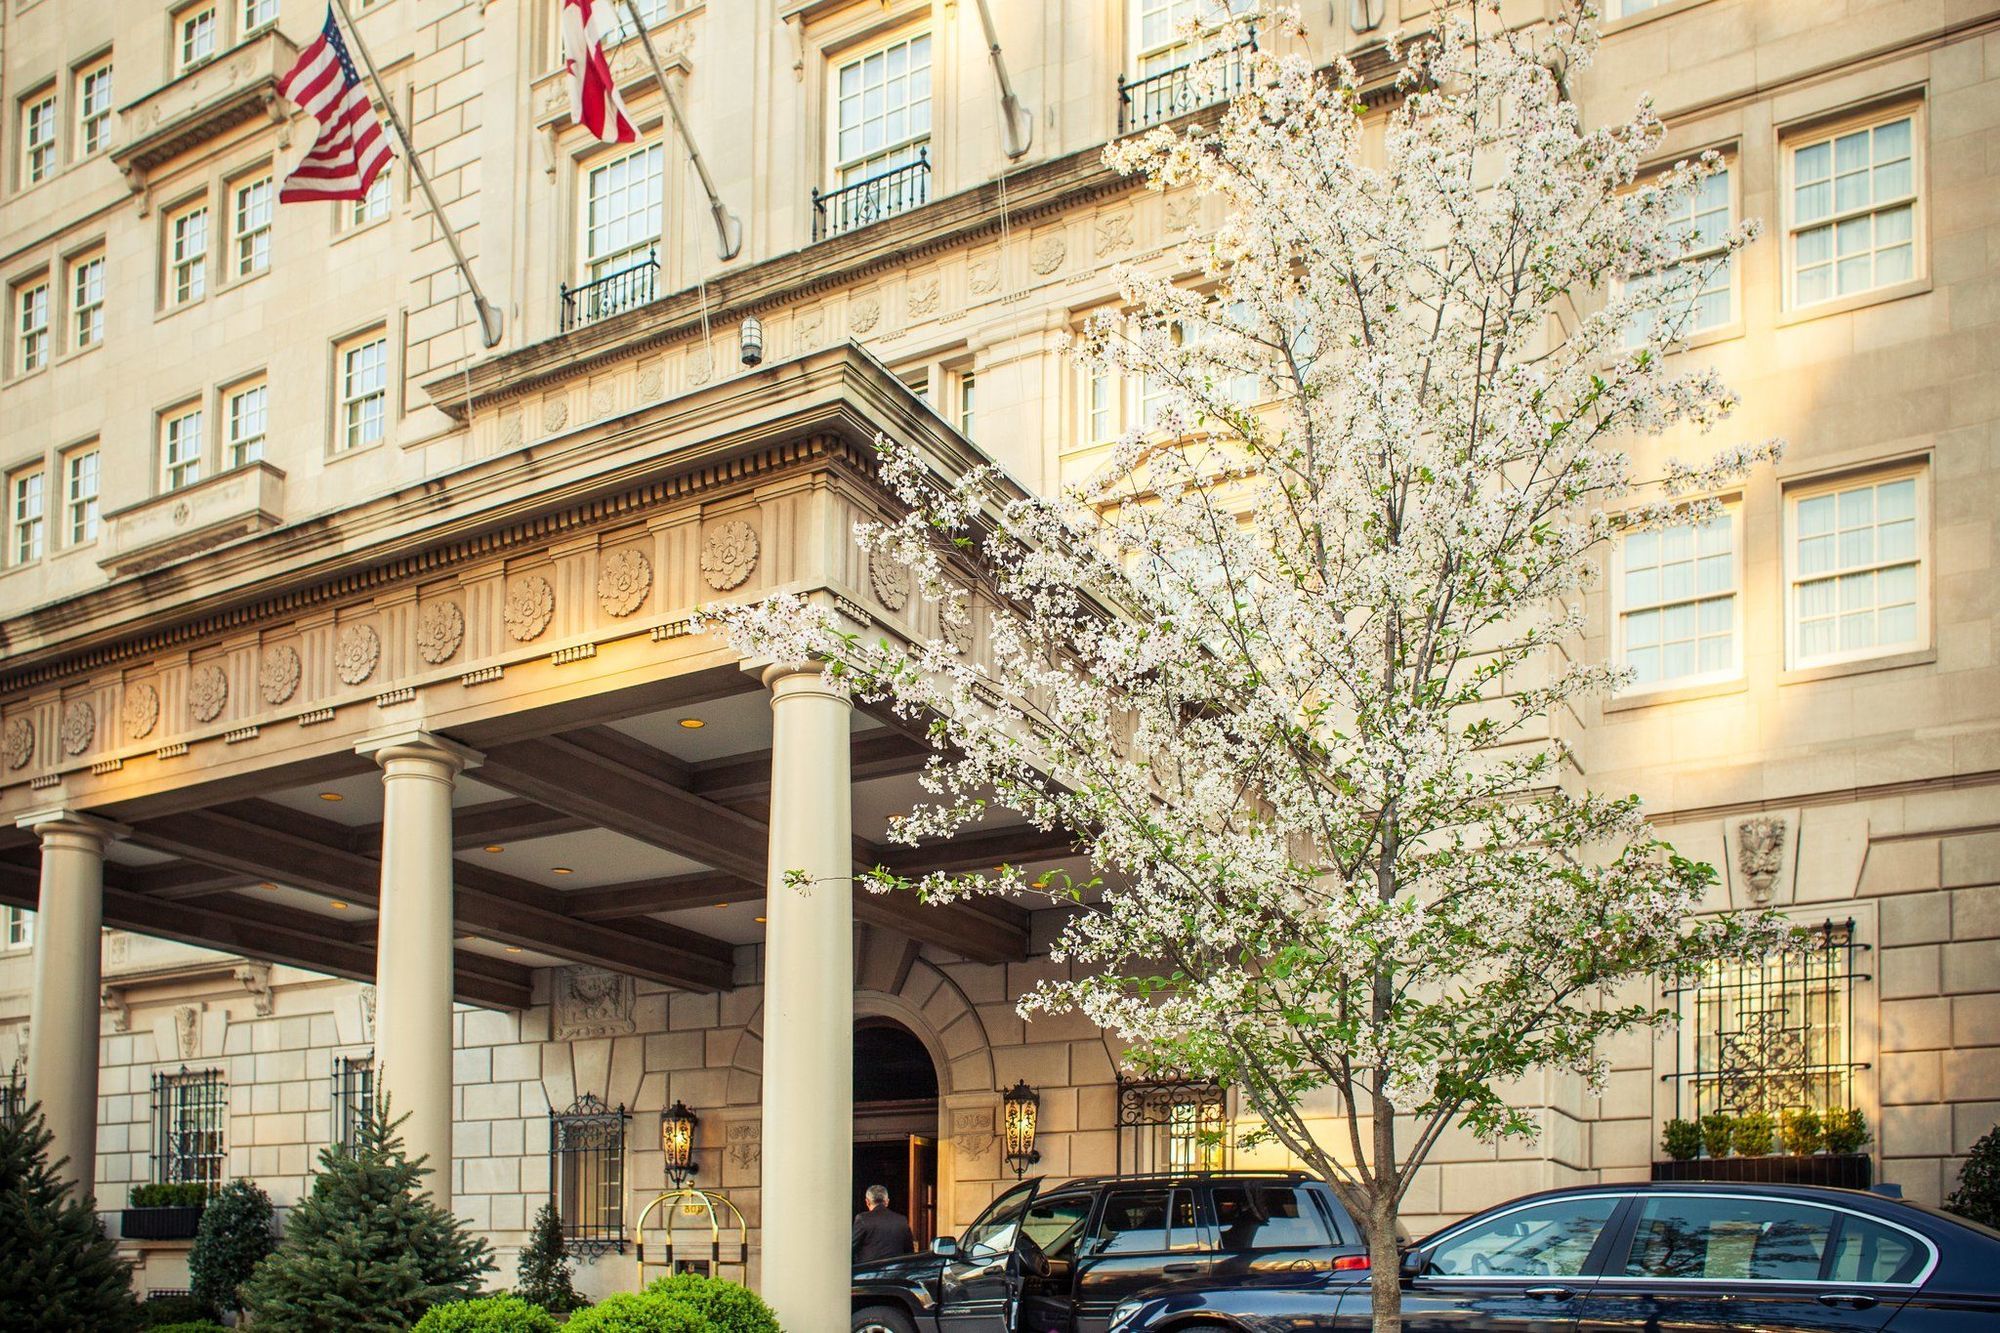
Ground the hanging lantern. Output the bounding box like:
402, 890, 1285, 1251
662, 1101, 699, 1188
1002, 1080, 1041, 1179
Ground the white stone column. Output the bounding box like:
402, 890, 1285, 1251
758, 664, 854, 1333
359, 731, 480, 1211
20, 809, 124, 1196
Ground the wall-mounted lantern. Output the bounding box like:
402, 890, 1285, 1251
662, 1100, 700, 1188
1002, 1080, 1041, 1178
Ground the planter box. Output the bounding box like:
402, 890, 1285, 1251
1651, 1153, 1873, 1189
120, 1205, 205, 1241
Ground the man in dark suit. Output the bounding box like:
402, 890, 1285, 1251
852, 1184, 917, 1264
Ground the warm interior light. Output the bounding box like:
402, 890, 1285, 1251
662, 1101, 700, 1187
677, 717, 705, 729
484, 844, 504, 854
504, 946, 523, 954
552, 866, 574, 875
1002, 1080, 1041, 1178
260, 882, 279, 891
318, 792, 344, 802
329, 900, 349, 911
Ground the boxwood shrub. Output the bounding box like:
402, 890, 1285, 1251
644, 1274, 779, 1333
413, 1293, 562, 1333
563, 1291, 715, 1333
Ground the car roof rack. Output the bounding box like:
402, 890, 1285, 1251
1057, 1169, 1315, 1186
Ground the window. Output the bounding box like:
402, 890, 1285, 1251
957, 370, 976, 436
1611, 0, 1664, 13
821, 31, 932, 237
22, 90, 57, 185
178, 5, 220, 72
242, 0, 279, 32
331, 1054, 373, 1154
1133, 0, 1254, 74
338, 332, 388, 451
1427, 1195, 1619, 1278
2, 907, 29, 948
69, 252, 105, 350
64, 448, 99, 544
167, 201, 210, 306
349, 169, 392, 228
1125, 0, 1255, 132
76, 61, 114, 157
1019, 1193, 1094, 1259
16, 280, 49, 374
549, 1095, 628, 1256
151, 1067, 225, 1189
1093, 1189, 1202, 1255
226, 381, 267, 467
10, 469, 44, 564
0, 1063, 21, 1124
1787, 469, 1925, 668
582, 143, 662, 282
609, 0, 675, 40
1166, 1097, 1225, 1171
1212, 1184, 1338, 1250
963, 1180, 1037, 1258
232, 175, 273, 277
1115, 1075, 1228, 1174
1622, 166, 1734, 347
1622, 1195, 1928, 1285
1788, 112, 1918, 308
1616, 509, 1738, 690
163, 404, 205, 491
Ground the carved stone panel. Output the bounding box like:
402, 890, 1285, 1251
1030, 231, 1067, 275
597, 548, 652, 617
1, 717, 30, 770
553, 965, 636, 1040
907, 276, 941, 319
417, 599, 466, 664
969, 256, 999, 295
1724, 809, 1801, 908
700, 519, 760, 591
1095, 210, 1135, 256
123, 683, 161, 740
869, 548, 912, 612
849, 294, 882, 334
951, 1107, 997, 1163
259, 644, 301, 705
60, 701, 95, 756
726, 1119, 761, 1169
189, 664, 229, 723
174, 1004, 201, 1061
505, 574, 556, 642
335, 624, 381, 685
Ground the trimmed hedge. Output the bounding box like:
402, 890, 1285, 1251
644, 1275, 779, 1333
563, 1292, 715, 1333
413, 1293, 563, 1333
128, 1183, 210, 1209
144, 1324, 228, 1333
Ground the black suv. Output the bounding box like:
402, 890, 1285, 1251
851, 1171, 1367, 1333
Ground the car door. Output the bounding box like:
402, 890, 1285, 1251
1014, 1190, 1097, 1333
939, 1179, 1041, 1333
1208, 1181, 1347, 1279
1071, 1187, 1208, 1333
1573, 1192, 1918, 1332
1395, 1192, 1624, 1333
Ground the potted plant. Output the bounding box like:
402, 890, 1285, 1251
1823, 1106, 1871, 1155
1661, 1118, 1702, 1162
1700, 1112, 1735, 1160
122, 1180, 211, 1240
1780, 1107, 1822, 1156
1733, 1111, 1775, 1156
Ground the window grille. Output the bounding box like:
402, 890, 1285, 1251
151, 1067, 226, 1189
1665, 918, 1870, 1122
1116, 1075, 1228, 1174
332, 1055, 374, 1155
550, 1094, 629, 1257
2, 1061, 24, 1124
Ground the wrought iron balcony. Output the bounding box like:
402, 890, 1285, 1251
561, 249, 660, 332
812, 148, 932, 242
1117, 26, 1258, 134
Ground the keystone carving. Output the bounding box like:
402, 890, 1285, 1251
233, 962, 274, 1017
1, 718, 30, 770
123, 683, 161, 740
359, 985, 377, 1041
259, 644, 301, 705
849, 295, 881, 334
101, 985, 131, 1034
60, 701, 95, 756
189, 664, 229, 723
417, 600, 466, 664
869, 548, 912, 612
505, 574, 556, 641
1737, 816, 1788, 905
334, 624, 381, 686
597, 548, 652, 617
174, 1005, 201, 1061
1030, 232, 1066, 275
553, 965, 636, 1040
700, 519, 760, 591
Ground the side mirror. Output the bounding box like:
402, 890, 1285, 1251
1399, 1249, 1429, 1281
933, 1236, 959, 1257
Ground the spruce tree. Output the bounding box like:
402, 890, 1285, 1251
515, 1202, 585, 1313
0, 1103, 141, 1331
238, 1095, 492, 1331
189, 1177, 276, 1316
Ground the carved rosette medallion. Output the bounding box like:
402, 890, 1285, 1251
417, 600, 466, 665
553, 965, 636, 1040
259, 645, 301, 706
942, 607, 974, 655
1030, 232, 1067, 275
849, 295, 882, 334
60, 701, 95, 756
869, 548, 912, 612
541, 396, 569, 433
505, 574, 556, 641
699, 519, 761, 591
123, 683, 160, 740
334, 624, 381, 686
189, 665, 229, 723
2, 717, 33, 770
636, 362, 665, 400
597, 548, 652, 617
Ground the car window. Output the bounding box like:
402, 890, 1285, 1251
1211, 1185, 1334, 1250
1625, 1197, 1838, 1281
1094, 1188, 1201, 1255
1826, 1215, 1926, 1284
1429, 1196, 1619, 1279
964, 1182, 1037, 1258
1021, 1193, 1094, 1259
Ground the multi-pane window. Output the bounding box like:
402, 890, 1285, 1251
178, 5, 220, 72
168, 202, 210, 305
2, 906, 30, 948
550, 1095, 629, 1256
609, 0, 675, 39
1133, 0, 1254, 74
958, 370, 976, 437
16, 281, 49, 374
1789, 113, 1918, 308
1788, 470, 1925, 667
77, 61, 114, 157
339, 333, 389, 451
583, 144, 662, 281
242, 0, 280, 32
164, 405, 205, 491
151, 1068, 226, 1189
70, 252, 105, 350
1623, 167, 1733, 347
332, 1055, 374, 1155
11, 470, 45, 564
1610, 0, 1663, 13
226, 382, 267, 467
64, 449, 99, 545
1617, 511, 1738, 690
833, 32, 932, 187
23, 91, 58, 185
349, 169, 392, 228
233, 175, 274, 276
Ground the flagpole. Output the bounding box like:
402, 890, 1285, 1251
329, 0, 505, 349
619, 0, 742, 261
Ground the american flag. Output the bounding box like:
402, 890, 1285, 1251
562, 0, 638, 144
277, 7, 394, 203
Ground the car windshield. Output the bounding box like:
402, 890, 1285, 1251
963, 1182, 1038, 1258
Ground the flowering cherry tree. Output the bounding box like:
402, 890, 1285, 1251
713, 3, 1787, 1327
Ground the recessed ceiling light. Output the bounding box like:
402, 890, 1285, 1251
504, 946, 523, 954
677, 717, 705, 729
484, 844, 504, 854
329, 900, 349, 911
552, 866, 574, 875
754, 916, 767, 924
260, 881, 279, 891
318, 792, 344, 802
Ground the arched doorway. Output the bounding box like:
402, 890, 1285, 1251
852, 1018, 940, 1247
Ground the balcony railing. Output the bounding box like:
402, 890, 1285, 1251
1118, 26, 1258, 134
561, 249, 660, 332
812, 149, 932, 242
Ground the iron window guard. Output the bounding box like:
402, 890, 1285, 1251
0, 1060, 22, 1125
560, 248, 660, 333
1116, 1074, 1229, 1175
1117, 26, 1258, 135
812, 148, 932, 242
550, 1093, 631, 1258
331, 1054, 374, 1156
151, 1066, 226, 1190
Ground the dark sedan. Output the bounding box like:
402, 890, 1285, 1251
1113, 1181, 2000, 1331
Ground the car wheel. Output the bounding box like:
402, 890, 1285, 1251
854, 1303, 917, 1333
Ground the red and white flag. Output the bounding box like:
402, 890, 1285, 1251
562, 0, 638, 144
277, 7, 393, 202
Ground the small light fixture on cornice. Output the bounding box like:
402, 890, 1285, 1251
329, 900, 349, 911
484, 844, 505, 854
677, 717, 705, 729
739, 316, 764, 367
552, 866, 574, 876
318, 791, 344, 802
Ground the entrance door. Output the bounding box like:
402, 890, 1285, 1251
853, 1134, 938, 1250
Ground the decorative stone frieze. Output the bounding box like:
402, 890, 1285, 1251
553, 965, 636, 1040
727, 1120, 761, 1169
259, 645, 301, 705
2, 717, 31, 770
189, 664, 229, 723
335, 624, 381, 685
795, 309, 825, 352
123, 683, 160, 739
687, 351, 714, 386
1164, 191, 1200, 233
951, 1107, 997, 1162
597, 548, 652, 617
60, 701, 95, 756
505, 574, 556, 641
943, 607, 974, 654
908, 276, 941, 319
969, 256, 999, 294
541, 397, 569, 433
1096, 210, 1135, 255
849, 295, 881, 333
417, 600, 466, 664
700, 519, 760, 591
636, 362, 664, 400
869, 548, 912, 611
1030, 231, 1066, 275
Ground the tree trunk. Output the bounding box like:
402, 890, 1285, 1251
1366, 1192, 1404, 1333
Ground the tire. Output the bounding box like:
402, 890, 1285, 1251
853, 1303, 918, 1333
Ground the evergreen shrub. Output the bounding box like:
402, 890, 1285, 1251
412, 1293, 562, 1332
189, 1178, 276, 1315
645, 1273, 779, 1333
563, 1291, 716, 1333
0, 1103, 141, 1331
139, 1293, 220, 1326
516, 1203, 586, 1313
1945, 1124, 2000, 1228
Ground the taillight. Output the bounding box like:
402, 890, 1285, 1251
1332, 1255, 1370, 1271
